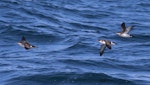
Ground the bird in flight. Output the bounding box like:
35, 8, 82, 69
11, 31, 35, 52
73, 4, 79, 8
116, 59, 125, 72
116, 22, 134, 37
98, 40, 115, 56
18, 36, 36, 50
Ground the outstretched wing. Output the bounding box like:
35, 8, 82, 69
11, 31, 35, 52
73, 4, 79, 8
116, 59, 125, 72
121, 22, 126, 33
22, 36, 26, 41
20, 36, 28, 45
100, 44, 106, 56
106, 41, 111, 49
125, 26, 134, 34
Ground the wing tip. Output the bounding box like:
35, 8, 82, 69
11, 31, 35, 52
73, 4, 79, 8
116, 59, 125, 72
22, 36, 26, 41
121, 22, 125, 26
100, 53, 103, 56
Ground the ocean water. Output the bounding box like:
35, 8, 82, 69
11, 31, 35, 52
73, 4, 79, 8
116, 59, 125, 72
0, 0, 150, 85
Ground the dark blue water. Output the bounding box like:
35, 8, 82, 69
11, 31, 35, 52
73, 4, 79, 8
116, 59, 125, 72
0, 0, 150, 85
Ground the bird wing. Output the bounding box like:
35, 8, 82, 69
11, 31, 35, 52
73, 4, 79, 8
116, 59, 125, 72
100, 44, 106, 56
124, 26, 134, 34
22, 36, 26, 41
121, 22, 126, 33
105, 41, 111, 49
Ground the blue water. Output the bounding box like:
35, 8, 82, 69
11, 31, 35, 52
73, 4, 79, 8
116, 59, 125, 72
0, 0, 150, 85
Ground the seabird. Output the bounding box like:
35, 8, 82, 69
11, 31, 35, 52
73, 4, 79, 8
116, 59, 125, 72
116, 22, 134, 37
18, 36, 36, 50
98, 40, 115, 56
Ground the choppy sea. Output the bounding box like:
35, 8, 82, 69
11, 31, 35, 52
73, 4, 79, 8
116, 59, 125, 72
0, 0, 150, 85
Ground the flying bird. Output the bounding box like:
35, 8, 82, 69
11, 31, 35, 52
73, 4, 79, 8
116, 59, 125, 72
98, 40, 115, 56
18, 36, 36, 50
116, 22, 134, 37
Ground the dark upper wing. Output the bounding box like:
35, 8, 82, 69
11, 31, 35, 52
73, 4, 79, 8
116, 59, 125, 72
106, 41, 111, 49
21, 36, 29, 47
100, 44, 106, 56
121, 22, 126, 33
125, 26, 134, 34
22, 36, 26, 41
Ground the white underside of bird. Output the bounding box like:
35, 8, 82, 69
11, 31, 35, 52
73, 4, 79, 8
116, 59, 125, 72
116, 32, 132, 37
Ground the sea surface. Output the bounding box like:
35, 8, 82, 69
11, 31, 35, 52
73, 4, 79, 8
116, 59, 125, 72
0, 0, 150, 85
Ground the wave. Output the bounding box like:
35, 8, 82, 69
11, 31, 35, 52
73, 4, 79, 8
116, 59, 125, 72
4, 72, 137, 85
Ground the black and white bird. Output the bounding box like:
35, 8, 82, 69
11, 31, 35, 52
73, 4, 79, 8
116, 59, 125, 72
116, 22, 134, 37
98, 40, 115, 56
18, 36, 36, 50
